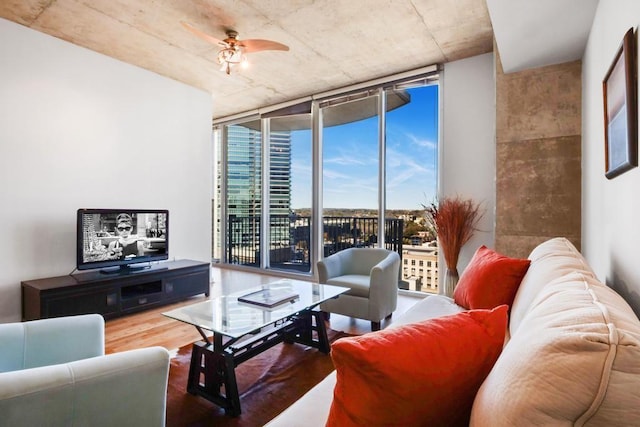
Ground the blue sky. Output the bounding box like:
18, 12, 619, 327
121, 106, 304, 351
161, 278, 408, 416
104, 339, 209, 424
290, 85, 438, 210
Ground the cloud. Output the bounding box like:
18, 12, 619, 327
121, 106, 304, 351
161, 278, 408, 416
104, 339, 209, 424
324, 156, 367, 166
324, 178, 378, 208
323, 169, 351, 180
324, 137, 377, 167
291, 160, 311, 175
406, 133, 437, 150
383, 146, 438, 200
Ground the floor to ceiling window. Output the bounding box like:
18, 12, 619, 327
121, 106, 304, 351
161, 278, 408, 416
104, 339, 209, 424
321, 93, 379, 257
385, 84, 439, 293
226, 121, 262, 267
213, 67, 440, 293
268, 115, 312, 273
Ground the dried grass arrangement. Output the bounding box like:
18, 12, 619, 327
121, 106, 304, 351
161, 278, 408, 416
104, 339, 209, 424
424, 196, 483, 295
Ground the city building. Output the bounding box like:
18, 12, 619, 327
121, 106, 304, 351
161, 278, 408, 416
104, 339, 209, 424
224, 125, 293, 265
225, 125, 292, 217
401, 243, 438, 294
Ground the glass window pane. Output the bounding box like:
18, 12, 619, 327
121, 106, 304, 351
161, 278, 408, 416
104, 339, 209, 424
226, 122, 262, 267
385, 84, 439, 294
269, 115, 312, 273
322, 95, 379, 257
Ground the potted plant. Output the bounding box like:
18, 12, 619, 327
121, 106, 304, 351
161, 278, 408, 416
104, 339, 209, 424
424, 196, 483, 297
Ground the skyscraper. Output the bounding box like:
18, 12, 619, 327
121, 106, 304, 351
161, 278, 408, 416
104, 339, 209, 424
227, 125, 263, 218
222, 124, 292, 263
225, 124, 292, 216
269, 130, 292, 217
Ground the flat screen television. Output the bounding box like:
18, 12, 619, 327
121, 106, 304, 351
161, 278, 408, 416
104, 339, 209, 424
77, 208, 168, 273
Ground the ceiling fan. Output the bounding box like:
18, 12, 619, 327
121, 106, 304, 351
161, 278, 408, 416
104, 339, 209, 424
181, 22, 289, 75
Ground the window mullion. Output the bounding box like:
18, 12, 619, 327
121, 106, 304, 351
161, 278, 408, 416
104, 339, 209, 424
261, 118, 270, 269
378, 87, 386, 248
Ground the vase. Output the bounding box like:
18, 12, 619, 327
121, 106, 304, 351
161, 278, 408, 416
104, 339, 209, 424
443, 268, 459, 297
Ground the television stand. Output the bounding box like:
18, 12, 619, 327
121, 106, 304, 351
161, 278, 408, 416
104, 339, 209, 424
21, 259, 210, 321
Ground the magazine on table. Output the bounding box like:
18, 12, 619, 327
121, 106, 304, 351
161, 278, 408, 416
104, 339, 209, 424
238, 288, 299, 308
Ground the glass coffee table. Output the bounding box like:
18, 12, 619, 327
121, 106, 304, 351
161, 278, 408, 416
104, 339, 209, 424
163, 279, 347, 416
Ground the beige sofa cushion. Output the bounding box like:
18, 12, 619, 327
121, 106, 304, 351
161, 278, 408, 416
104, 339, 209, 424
391, 294, 466, 327
470, 272, 640, 426
509, 237, 596, 335
264, 371, 336, 427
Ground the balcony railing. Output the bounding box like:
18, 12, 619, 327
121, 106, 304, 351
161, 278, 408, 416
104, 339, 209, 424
227, 215, 404, 272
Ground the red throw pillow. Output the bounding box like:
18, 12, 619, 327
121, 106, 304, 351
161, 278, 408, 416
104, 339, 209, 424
326, 305, 508, 427
453, 246, 530, 310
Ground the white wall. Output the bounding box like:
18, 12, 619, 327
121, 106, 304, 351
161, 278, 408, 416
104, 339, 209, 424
441, 53, 496, 274
0, 18, 213, 322
582, 0, 640, 315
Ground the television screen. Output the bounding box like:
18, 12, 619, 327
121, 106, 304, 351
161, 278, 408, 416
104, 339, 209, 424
77, 209, 168, 272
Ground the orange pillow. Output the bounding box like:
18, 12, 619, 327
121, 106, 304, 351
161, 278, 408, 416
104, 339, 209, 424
453, 246, 530, 310
326, 305, 508, 427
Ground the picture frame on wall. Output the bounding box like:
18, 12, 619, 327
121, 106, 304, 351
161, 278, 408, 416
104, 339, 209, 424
603, 27, 637, 179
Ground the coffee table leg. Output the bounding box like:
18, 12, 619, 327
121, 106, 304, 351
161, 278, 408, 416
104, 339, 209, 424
313, 310, 331, 354
187, 341, 242, 416
289, 310, 331, 354
222, 353, 241, 416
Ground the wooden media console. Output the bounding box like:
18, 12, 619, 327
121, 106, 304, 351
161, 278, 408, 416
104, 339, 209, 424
22, 259, 210, 321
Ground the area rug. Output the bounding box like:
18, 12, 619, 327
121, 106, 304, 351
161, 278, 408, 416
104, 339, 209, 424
166, 328, 351, 427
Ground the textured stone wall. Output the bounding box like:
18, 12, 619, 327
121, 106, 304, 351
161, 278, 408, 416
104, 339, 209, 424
495, 54, 582, 258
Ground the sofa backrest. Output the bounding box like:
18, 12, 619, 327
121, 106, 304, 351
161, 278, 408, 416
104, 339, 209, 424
0, 346, 170, 427
0, 314, 104, 372
509, 237, 596, 335
470, 238, 640, 426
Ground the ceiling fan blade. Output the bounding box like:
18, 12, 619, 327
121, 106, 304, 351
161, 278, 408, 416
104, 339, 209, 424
181, 21, 227, 47
239, 39, 289, 53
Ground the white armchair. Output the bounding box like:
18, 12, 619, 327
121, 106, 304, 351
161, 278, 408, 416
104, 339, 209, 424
0, 314, 170, 427
318, 248, 401, 331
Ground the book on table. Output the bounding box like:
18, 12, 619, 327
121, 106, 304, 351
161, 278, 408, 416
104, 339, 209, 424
238, 288, 300, 308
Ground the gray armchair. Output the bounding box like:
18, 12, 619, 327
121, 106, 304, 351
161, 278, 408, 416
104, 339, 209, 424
0, 314, 170, 427
318, 248, 401, 331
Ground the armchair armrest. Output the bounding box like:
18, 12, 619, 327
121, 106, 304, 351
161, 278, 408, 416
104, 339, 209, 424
368, 251, 401, 305
0, 314, 104, 371
0, 346, 170, 427
317, 251, 347, 283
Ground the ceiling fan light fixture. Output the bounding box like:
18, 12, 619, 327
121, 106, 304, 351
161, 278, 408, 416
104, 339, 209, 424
217, 46, 246, 75
181, 22, 287, 76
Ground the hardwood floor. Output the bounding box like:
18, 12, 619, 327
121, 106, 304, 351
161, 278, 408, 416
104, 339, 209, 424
105, 266, 425, 353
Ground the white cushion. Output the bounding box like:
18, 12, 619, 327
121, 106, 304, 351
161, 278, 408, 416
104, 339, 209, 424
265, 371, 337, 427
471, 272, 640, 426
391, 294, 466, 327
510, 237, 595, 335
326, 275, 370, 297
